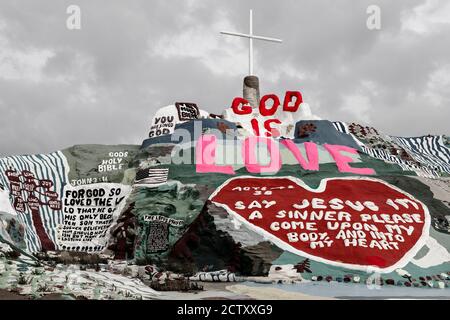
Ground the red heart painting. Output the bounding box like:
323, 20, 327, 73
210, 176, 430, 272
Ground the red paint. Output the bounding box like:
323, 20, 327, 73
259, 94, 281, 117
230, 91, 303, 137
250, 118, 260, 136
31, 207, 56, 251
263, 119, 282, 137
283, 91, 303, 112
231, 97, 252, 115
211, 177, 427, 270
230, 91, 303, 115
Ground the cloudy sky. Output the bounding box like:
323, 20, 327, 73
0, 0, 449, 156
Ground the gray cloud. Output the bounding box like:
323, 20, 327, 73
0, 0, 449, 156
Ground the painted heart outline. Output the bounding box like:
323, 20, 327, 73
210, 176, 430, 273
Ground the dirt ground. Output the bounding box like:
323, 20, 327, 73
0, 289, 81, 300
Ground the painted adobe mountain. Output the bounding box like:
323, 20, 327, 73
0, 86, 449, 293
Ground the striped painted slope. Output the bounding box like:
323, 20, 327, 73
0, 152, 68, 252
361, 145, 440, 178
391, 136, 450, 175
332, 121, 449, 178
332, 121, 351, 134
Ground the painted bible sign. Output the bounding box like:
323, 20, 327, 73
58, 184, 131, 252
210, 176, 430, 273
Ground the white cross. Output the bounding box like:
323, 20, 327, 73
220, 9, 282, 76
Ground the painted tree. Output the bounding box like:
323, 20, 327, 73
6, 168, 61, 251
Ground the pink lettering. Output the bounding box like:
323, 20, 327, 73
244, 137, 281, 174
281, 140, 319, 171
324, 144, 376, 175
196, 134, 235, 174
